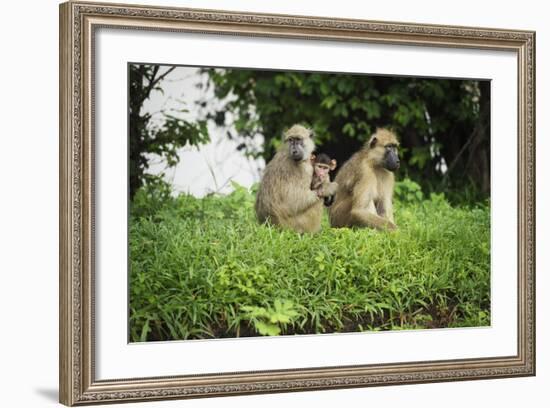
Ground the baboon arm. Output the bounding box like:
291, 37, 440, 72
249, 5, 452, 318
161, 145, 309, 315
350, 177, 375, 210
383, 196, 395, 223
289, 188, 322, 214
305, 189, 323, 209
350, 183, 396, 230
318, 181, 338, 197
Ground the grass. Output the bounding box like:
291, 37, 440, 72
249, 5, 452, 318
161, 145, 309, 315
129, 180, 490, 342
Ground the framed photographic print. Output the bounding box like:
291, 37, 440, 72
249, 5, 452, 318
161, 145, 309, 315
59, 1, 536, 405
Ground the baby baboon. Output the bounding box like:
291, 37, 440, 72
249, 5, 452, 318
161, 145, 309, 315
310, 153, 338, 206
255, 124, 331, 233
329, 128, 400, 230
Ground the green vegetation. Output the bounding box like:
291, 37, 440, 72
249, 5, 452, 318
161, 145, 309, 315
129, 181, 490, 342
127, 65, 492, 343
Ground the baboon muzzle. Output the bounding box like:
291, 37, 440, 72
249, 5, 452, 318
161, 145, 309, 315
290, 147, 304, 161
384, 151, 400, 172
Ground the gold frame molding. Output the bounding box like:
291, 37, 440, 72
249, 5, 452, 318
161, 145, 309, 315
59, 1, 536, 405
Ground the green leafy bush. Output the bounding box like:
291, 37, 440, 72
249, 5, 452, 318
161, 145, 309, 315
394, 178, 424, 203
129, 183, 490, 341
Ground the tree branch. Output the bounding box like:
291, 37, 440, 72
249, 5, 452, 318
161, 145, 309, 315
149, 66, 177, 93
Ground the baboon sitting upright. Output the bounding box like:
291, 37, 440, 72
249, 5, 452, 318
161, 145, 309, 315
255, 125, 336, 233
329, 128, 400, 230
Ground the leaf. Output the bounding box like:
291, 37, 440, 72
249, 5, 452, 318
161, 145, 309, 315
269, 300, 299, 324
241, 305, 268, 318
140, 320, 151, 342
321, 95, 338, 109
255, 321, 281, 336
342, 123, 356, 137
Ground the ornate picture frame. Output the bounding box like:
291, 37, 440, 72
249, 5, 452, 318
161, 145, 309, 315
59, 1, 535, 405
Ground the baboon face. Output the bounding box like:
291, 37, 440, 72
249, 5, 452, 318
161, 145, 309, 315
288, 137, 308, 161
284, 125, 315, 162
368, 129, 400, 172
312, 153, 337, 182
383, 144, 400, 171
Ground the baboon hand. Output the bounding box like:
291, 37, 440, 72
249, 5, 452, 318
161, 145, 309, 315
385, 221, 398, 231
318, 182, 338, 198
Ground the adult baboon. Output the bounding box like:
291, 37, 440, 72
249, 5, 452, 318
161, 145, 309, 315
329, 128, 400, 230
255, 125, 335, 233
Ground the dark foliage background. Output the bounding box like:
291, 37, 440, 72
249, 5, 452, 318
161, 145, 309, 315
205, 69, 490, 204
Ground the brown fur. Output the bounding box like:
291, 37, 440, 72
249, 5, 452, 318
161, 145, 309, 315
255, 125, 325, 233
329, 128, 399, 230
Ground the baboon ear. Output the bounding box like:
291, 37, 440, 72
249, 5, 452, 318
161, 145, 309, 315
310, 154, 316, 163
369, 136, 378, 148
330, 159, 337, 170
